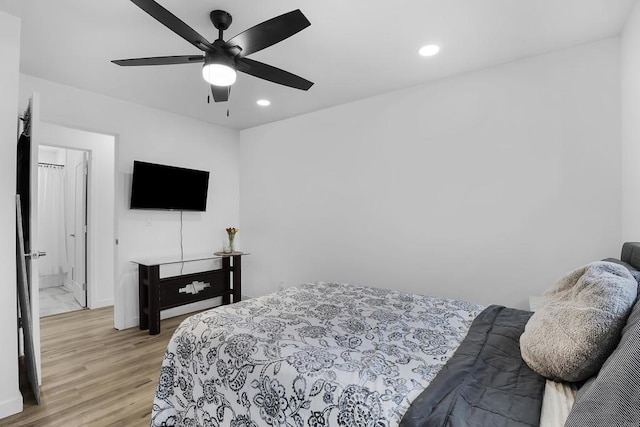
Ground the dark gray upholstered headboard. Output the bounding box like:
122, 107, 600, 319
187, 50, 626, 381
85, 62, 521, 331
603, 242, 640, 282
621, 242, 640, 270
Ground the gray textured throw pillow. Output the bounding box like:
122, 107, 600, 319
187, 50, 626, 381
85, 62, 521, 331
564, 296, 640, 426
520, 261, 637, 382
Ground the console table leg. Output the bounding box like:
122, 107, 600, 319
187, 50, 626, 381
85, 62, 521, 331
148, 265, 161, 335
232, 255, 242, 303
138, 266, 149, 330
222, 257, 231, 305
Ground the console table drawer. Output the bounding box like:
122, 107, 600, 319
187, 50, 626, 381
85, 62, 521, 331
159, 270, 228, 309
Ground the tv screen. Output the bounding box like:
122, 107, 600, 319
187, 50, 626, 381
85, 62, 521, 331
130, 161, 210, 211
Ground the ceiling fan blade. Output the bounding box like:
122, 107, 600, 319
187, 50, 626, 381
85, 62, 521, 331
211, 85, 230, 103
130, 0, 215, 51
112, 55, 204, 66
224, 9, 310, 57
238, 58, 313, 90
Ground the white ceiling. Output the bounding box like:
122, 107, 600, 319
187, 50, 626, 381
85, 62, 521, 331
0, 0, 635, 130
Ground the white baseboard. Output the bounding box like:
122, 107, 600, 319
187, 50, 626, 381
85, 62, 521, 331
0, 393, 23, 419
40, 273, 65, 288
160, 298, 222, 320
120, 316, 139, 330
90, 298, 114, 310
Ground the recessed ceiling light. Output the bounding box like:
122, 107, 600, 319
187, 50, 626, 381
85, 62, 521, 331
256, 99, 271, 107
419, 44, 440, 57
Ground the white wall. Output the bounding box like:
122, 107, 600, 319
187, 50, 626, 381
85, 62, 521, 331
20, 74, 241, 330
622, 0, 640, 242
38, 145, 66, 165
38, 124, 116, 308
240, 39, 622, 309
0, 10, 23, 419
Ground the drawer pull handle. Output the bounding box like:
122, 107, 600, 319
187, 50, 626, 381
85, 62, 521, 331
179, 281, 211, 295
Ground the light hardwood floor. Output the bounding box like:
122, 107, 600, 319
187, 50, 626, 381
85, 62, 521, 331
1, 307, 191, 427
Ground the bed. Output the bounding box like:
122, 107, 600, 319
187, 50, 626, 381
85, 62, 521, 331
151, 244, 640, 427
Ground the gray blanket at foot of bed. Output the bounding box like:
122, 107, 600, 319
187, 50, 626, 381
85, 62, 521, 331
400, 305, 545, 427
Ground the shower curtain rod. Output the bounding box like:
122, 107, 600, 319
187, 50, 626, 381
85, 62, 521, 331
38, 162, 65, 168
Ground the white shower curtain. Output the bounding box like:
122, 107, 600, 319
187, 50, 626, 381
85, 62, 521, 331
38, 165, 68, 276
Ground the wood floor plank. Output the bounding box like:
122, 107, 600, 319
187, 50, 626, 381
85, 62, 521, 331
0, 307, 191, 427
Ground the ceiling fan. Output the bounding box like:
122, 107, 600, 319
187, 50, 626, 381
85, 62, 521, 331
112, 0, 314, 103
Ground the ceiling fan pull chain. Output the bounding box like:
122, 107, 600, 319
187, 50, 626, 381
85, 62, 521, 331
207, 95, 210, 104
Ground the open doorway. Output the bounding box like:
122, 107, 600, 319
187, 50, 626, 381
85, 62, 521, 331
35, 122, 116, 316
37, 145, 88, 317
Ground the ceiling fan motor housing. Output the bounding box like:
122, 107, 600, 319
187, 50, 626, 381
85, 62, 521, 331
210, 10, 232, 31
204, 50, 235, 68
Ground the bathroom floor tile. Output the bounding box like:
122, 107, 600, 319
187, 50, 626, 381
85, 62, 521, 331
39, 286, 83, 317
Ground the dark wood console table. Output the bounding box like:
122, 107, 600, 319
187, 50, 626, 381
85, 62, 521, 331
133, 252, 248, 335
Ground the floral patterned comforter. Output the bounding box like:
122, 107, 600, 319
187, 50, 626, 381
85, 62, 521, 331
151, 282, 484, 427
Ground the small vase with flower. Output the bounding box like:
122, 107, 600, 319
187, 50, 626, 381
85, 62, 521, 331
225, 227, 238, 253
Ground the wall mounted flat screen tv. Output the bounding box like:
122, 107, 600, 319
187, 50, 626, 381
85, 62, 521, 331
130, 161, 210, 211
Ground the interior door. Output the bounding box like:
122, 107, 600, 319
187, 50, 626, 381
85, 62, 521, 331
26, 93, 42, 385
71, 153, 88, 307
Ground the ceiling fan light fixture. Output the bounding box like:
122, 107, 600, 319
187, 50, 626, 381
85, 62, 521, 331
202, 63, 237, 86
202, 51, 237, 86
257, 99, 271, 106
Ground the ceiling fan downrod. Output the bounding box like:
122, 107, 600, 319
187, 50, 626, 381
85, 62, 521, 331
210, 10, 232, 41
